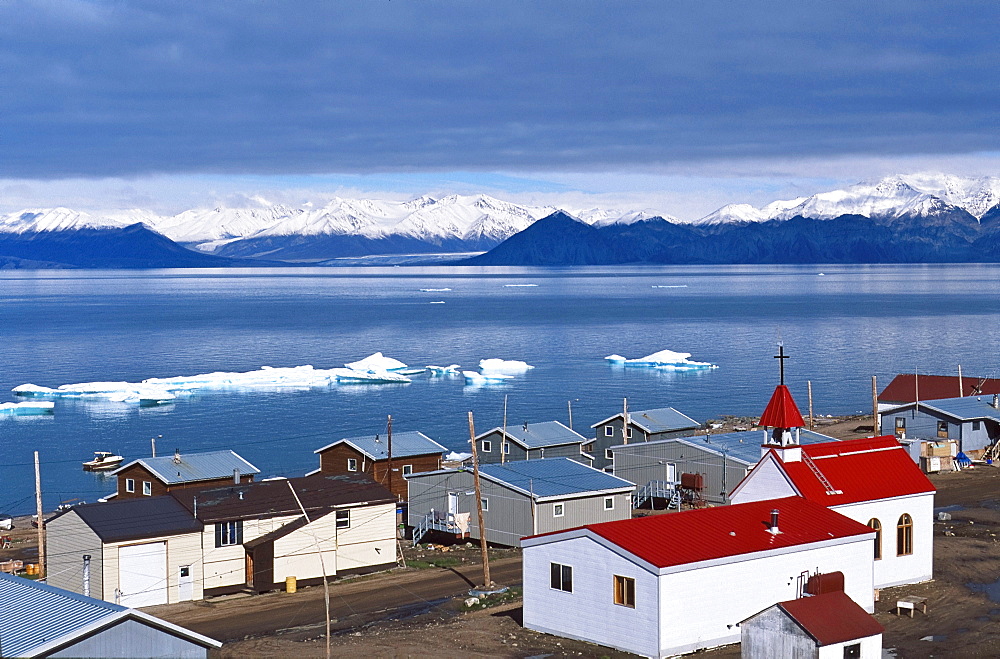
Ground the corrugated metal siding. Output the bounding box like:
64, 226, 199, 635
612, 441, 749, 504
47, 511, 105, 600
48, 617, 210, 659
535, 493, 631, 535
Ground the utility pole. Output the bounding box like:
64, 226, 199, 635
501, 396, 508, 465
807, 381, 814, 430
387, 415, 394, 500
151, 436, 157, 458
287, 481, 331, 659
34, 451, 45, 579
567, 400, 573, 432
958, 364, 964, 397
468, 411, 492, 589
622, 398, 630, 445
872, 376, 880, 435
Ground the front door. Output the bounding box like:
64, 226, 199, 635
665, 462, 677, 483
245, 551, 254, 588
448, 492, 459, 518
178, 565, 193, 601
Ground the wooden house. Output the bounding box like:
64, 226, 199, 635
474, 420, 592, 465
879, 394, 1000, 456
111, 449, 259, 499
313, 430, 447, 501
586, 406, 700, 471
521, 497, 876, 657
0, 573, 221, 658
406, 457, 634, 547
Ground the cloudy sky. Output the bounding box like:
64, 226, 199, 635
2, 1, 999, 219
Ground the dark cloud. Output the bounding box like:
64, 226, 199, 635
1, 1, 998, 179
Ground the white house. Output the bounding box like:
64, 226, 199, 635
522, 496, 876, 658
729, 383, 936, 588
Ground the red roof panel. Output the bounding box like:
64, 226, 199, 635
776, 436, 936, 506
537, 497, 873, 569
779, 591, 884, 646
759, 385, 805, 429
879, 373, 1000, 404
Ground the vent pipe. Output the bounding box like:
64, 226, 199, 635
82, 555, 91, 597
993, 394, 999, 410
233, 468, 240, 484
173, 448, 181, 464
768, 509, 782, 535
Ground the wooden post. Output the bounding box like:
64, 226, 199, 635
387, 415, 394, 500
34, 451, 45, 579
501, 395, 508, 465
807, 381, 814, 430
287, 481, 331, 659
567, 400, 573, 432
958, 365, 964, 397
151, 436, 156, 458
468, 411, 491, 588
622, 397, 630, 445
872, 376, 880, 436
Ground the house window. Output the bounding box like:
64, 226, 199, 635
974, 420, 982, 431
550, 562, 572, 592
215, 520, 243, 547
336, 510, 350, 529
897, 513, 913, 556
867, 518, 882, 560
482, 440, 492, 453
843, 642, 861, 659
347, 458, 358, 472
553, 503, 564, 517
605, 448, 613, 460
402, 464, 413, 476
605, 425, 614, 437
604, 496, 614, 510
895, 417, 906, 436
625, 427, 633, 439
142, 481, 152, 496
125, 478, 135, 493
613, 575, 636, 607
481, 498, 489, 511
937, 420, 949, 438
502, 442, 510, 454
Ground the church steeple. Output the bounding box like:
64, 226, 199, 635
760, 343, 805, 461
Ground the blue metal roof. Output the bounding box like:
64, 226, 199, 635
113, 450, 260, 485
315, 430, 447, 460
480, 457, 634, 499
884, 396, 1000, 422
591, 407, 700, 433
0, 572, 125, 657
611, 429, 837, 465
487, 421, 587, 449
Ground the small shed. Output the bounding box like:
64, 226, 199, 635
0, 572, 221, 658
111, 449, 259, 499
407, 457, 634, 546
474, 421, 592, 465
611, 430, 836, 506
742, 591, 884, 658
586, 406, 700, 470
313, 430, 447, 501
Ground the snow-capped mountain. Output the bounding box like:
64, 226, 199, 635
692, 174, 1000, 225
0, 207, 135, 233
579, 208, 675, 227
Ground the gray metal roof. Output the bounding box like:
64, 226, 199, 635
112, 449, 260, 485
479, 457, 634, 499
0, 573, 220, 657
883, 396, 1000, 422
315, 430, 447, 460
591, 407, 700, 433
482, 420, 587, 450
62, 496, 203, 543
610, 429, 837, 465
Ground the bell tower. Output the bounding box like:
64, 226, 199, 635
759, 344, 805, 462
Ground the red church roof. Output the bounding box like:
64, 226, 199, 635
527, 497, 873, 569
759, 384, 805, 429
773, 436, 936, 506
778, 591, 884, 646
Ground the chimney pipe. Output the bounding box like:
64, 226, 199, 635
233, 468, 240, 484
769, 509, 781, 535
82, 555, 91, 597
173, 448, 181, 464
993, 394, 998, 409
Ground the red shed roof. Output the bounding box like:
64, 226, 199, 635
774, 436, 936, 506
778, 591, 884, 646
527, 497, 872, 569
759, 385, 805, 429
879, 373, 1000, 404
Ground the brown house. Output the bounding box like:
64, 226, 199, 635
111, 449, 260, 499
313, 431, 447, 501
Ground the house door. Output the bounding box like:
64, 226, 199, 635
665, 462, 677, 483
178, 565, 193, 601
448, 492, 459, 518
118, 542, 167, 607
245, 551, 254, 588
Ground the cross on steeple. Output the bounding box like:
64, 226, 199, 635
774, 343, 789, 385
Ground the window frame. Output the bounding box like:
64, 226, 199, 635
336, 509, 351, 529
973, 420, 982, 431
124, 478, 135, 493
936, 420, 949, 438
867, 518, 882, 561
550, 562, 573, 592
482, 440, 492, 453
605, 448, 613, 460
604, 496, 614, 510
215, 520, 243, 547
553, 503, 565, 517
142, 481, 152, 496
480, 498, 489, 511
502, 441, 510, 454
604, 425, 614, 437
613, 574, 636, 608
347, 458, 358, 472
625, 426, 633, 439
401, 464, 413, 477
897, 513, 913, 556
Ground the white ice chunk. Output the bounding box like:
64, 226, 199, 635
427, 364, 461, 374
479, 358, 534, 374
463, 371, 514, 385
344, 352, 408, 372
604, 354, 627, 363
445, 451, 472, 462
331, 368, 411, 383
607, 348, 717, 370
419, 288, 452, 292
0, 401, 55, 416
12, 384, 60, 397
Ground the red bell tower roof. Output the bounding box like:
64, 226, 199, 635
759, 384, 805, 429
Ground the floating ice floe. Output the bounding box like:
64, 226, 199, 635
427, 364, 461, 375
651, 285, 688, 288
503, 284, 538, 287
444, 451, 472, 462
605, 349, 717, 371
331, 368, 411, 384
479, 358, 534, 375
463, 371, 515, 385
419, 288, 452, 292
344, 352, 408, 372
0, 401, 54, 416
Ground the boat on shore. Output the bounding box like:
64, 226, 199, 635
82, 451, 124, 471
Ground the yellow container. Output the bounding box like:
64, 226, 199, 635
26, 563, 37, 575
285, 576, 297, 593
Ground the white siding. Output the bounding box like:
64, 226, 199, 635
523, 535, 660, 658
103, 532, 202, 605
336, 503, 396, 572
273, 511, 339, 582
817, 634, 882, 659
201, 514, 297, 591
729, 456, 797, 503
832, 493, 934, 588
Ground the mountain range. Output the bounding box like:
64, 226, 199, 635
4, 174, 1000, 267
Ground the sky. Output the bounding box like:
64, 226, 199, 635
2, 1, 1000, 220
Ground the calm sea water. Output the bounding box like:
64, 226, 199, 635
2, 264, 999, 514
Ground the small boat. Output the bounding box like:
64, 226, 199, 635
82, 451, 124, 471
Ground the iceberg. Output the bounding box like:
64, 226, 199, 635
427, 364, 461, 375
463, 371, 514, 385
479, 358, 534, 375
0, 401, 55, 416
344, 352, 408, 372
605, 349, 717, 370
331, 368, 411, 384
444, 451, 472, 462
